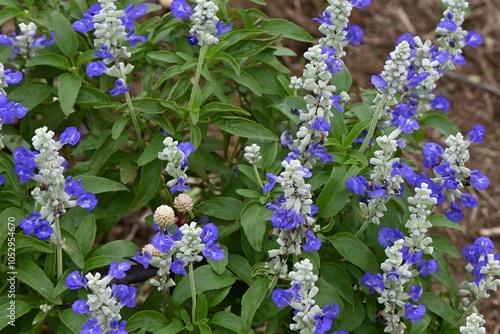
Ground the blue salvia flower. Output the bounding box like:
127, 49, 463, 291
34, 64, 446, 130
66, 262, 136, 333
158, 136, 194, 194
0, 22, 54, 61
0, 63, 27, 149
73, 0, 147, 96
14, 126, 97, 240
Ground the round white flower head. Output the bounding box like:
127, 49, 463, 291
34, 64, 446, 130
143, 243, 161, 257
174, 193, 194, 213
154, 205, 176, 229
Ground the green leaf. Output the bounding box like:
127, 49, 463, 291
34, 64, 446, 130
260, 19, 313, 42
429, 214, 465, 233
235, 189, 261, 198
147, 50, 184, 65
215, 116, 278, 141
59, 309, 86, 334
138, 134, 165, 166
201, 102, 250, 117
58, 73, 82, 115
190, 124, 202, 149
84, 255, 131, 272
210, 52, 241, 76
111, 117, 128, 140
8, 233, 54, 254
130, 159, 162, 212
222, 69, 262, 96
332, 63, 352, 92
0, 207, 24, 249
0, 298, 31, 330
345, 119, 371, 147
410, 314, 432, 334
61, 227, 85, 269
420, 113, 460, 137
0, 7, 22, 26
52, 11, 78, 57
26, 54, 70, 70
241, 278, 268, 329
156, 319, 185, 334
419, 292, 460, 324
330, 232, 379, 273
78, 175, 129, 194
133, 97, 165, 114
17, 261, 62, 304
432, 234, 461, 258
90, 240, 138, 258
227, 254, 254, 286
75, 215, 96, 257
172, 265, 236, 308
321, 263, 354, 308
241, 201, 271, 251
249, 0, 266, 4
210, 312, 243, 333
197, 293, 208, 322
76, 86, 109, 106
126, 311, 170, 332
197, 197, 243, 220
9, 83, 53, 110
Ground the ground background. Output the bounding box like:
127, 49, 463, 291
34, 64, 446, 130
153, 0, 500, 331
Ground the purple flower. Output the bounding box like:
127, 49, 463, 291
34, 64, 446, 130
65, 176, 85, 197
109, 79, 130, 97
470, 169, 489, 191
417, 259, 438, 277
72, 299, 90, 314
171, 0, 192, 19
60, 126, 81, 146
464, 31, 483, 48
468, 124, 485, 144
0, 174, 4, 186
314, 303, 340, 333
474, 236, 494, 255
66, 270, 87, 290
302, 230, 322, 252
171, 259, 187, 275
311, 117, 331, 131
430, 95, 450, 113
313, 11, 332, 25
404, 303, 426, 323
200, 223, 218, 244
81, 317, 102, 334
444, 201, 463, 222
152, 231, 174, 252
462, 244, 480, 265
280, 131, 294, 146
122, 4, 148, 29
132, 251, 152, 269
408, 285, 423, 302
20, 211, 53, 240
95, 45, 113, 60
460, 193, 478, 208
170, 177, 190, 193
178, 141, 194, 161
271, 208, 304, 229
109, 262, 131, 279
203, 242, 225, 260
308, 142, 332, 163
397, 32, 415, 47
86, 61, 107, 77
407, 71, 429, 88
216, 21, 234, 37
263, 173, 278, 194
371, 74, 387, 90
108, 320, 127, 334
350, 0, 371, 9
368, 184, 386, 198
331, 95, 344, 113
391, 161, 413, 178
378, 227, 404, 248
127, 30, 148, 46
3, 69, 22, 84
422, 142, 444, 168
0, 94, 28, 124
188, 34, 198, 46
112, 284, 136, 307
345, 24, 363, 45
77, 192, 98, 211
437, 12, 457, 31
345, 175, 369, 195
361, 272, 384, 294
271, 288, 292, 307
32, 33, 55, 48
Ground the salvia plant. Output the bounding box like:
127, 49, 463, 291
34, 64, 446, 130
0, 0, 497, 333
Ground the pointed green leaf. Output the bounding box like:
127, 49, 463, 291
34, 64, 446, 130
52, 11, 78, 57
58, 73, 82, 115
215, 116, 278, 141
241, 201, 271, 251
330, 232, 379, 273
197, 197, 243, 220
260, 19, 313, 42
9, 83, 53, 110
241, 277, 268, 329
78, 175, 129, 194
17, 262, 62, 304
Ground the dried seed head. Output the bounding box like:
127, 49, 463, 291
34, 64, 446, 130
174, 193, 194, 213
143, 243, 161, 257
154, 205, 176, 229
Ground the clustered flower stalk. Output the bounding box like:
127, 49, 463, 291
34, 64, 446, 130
14, 126, 97, 279
0, 22, 55, 62
457, 237, 500, 332
73, 0, 147, 149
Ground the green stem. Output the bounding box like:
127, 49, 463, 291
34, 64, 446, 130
355, 219, 370, 238
453, 299, 478, 328
189, 262, 197, 322
187, 44, 208, 121
54, 216, 63, 280
266, 257, 287, 298
253, 164, 264, 189
124, 89, 145, 151
359, 95, 389, 153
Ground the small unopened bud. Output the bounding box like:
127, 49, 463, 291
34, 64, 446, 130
154, 205, 176, 229
174, 193, 194, 213
143, 243, 161, 257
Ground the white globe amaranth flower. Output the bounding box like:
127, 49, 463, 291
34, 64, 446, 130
154, 205, 176, 229
174, 193, 194, 213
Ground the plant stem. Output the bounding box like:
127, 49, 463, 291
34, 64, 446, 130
355, 219, 370, 238
454, 299, 478, 329
124, 89, 145, 151
54, 216, 63, 280
253, 164, 264, 189
187, 44, 208, 122
359, 95, 389, 153
189, 262, 197, 322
